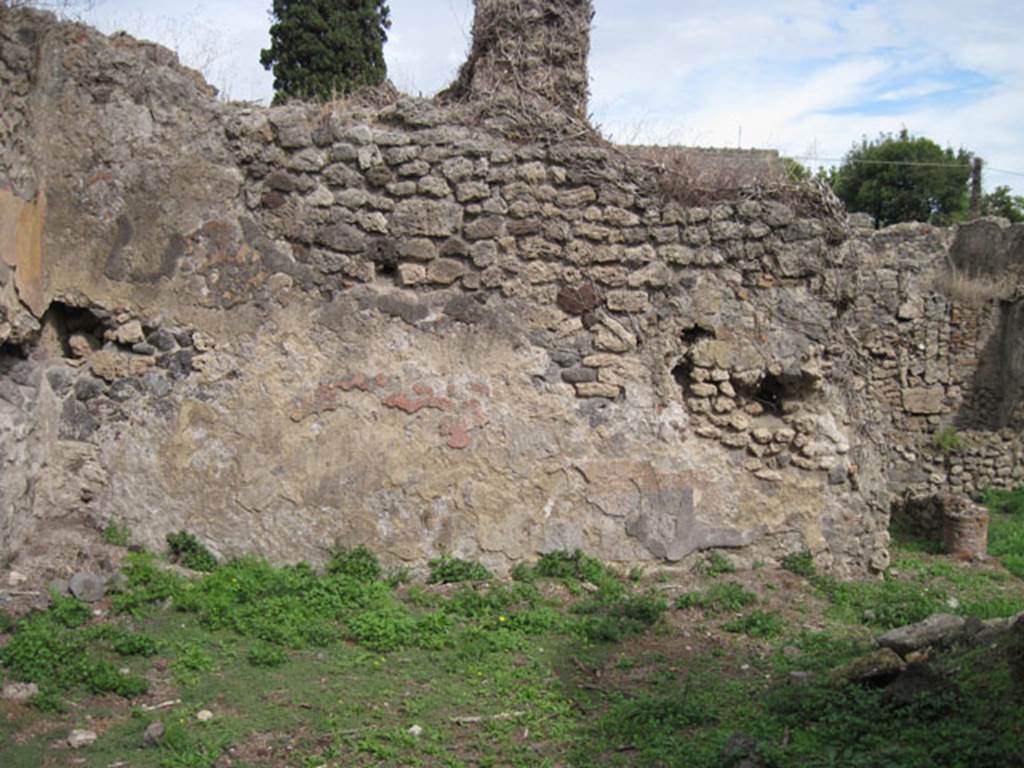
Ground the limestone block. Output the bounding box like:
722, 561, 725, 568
575, 382, 620, 398
418, 176, 452, 198
397, 238, 437, 262
902, 387, 945, 415
627, 261, 673, 288
605, 290, 650, 313
398, 264, 427, 286
392, 200, 463, 237
426, 258, 468, 285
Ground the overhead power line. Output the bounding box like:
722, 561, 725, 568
791, 155, 1024, 178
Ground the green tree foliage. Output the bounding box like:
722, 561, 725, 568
260, 0, 391, 104
827, 129, 972, 227
982, 185, 1024, 223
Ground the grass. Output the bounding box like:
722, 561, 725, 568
983, 486, 1024, 578
723, 609, 784, 638
676, 582, 757, 614
1, 535, 1023, 767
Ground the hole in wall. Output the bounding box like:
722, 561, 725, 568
671, 359, 694, 399
752, 374, 787, 416
41, 302, 106, 359
680, 325, 715, 345
737, 371, 817, 417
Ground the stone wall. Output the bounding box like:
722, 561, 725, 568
0, 6, 1018, 578
843, 217, 1024, 507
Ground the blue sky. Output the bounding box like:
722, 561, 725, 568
76, 0, 1024, 194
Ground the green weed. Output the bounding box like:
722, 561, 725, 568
427, 554, 492, 584
932, 425, 964, 456
700, 551, 736, 576
158, 721, 230, 768
782, 551, 816, 578
0, 606, 149, 709
166, 530, 219, 572
102, 522, 131, 547
573, 592, 667, 644
327, 544, 382, 582
247, 643, 287, 667
677, 582, 757, 614
723, 609, 784, 638
105, 627, 159, 656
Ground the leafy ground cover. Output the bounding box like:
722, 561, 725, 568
1, 510, 1023, 768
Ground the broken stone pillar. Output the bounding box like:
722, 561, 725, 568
441, 0, 594, 119
941, 495, 989, 559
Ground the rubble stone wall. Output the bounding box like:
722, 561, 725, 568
0, 7, 1020, 577
845, 218, 1024, 506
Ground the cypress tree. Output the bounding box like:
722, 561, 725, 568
260, 0, 391, 104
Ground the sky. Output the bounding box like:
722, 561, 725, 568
75, 0, 1024, 194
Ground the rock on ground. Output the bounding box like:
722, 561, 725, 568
876, 613, 966, 656
68, 729, 97, 749
69, 572, 107, 603
1, 682, 38, 701
830, 647, 906, 687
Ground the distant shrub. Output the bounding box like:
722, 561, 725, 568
108, 629, 158, 657
983, 486, 1024, 578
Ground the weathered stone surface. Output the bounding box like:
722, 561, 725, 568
392, 200, 464, 237
556, 283, 601, 316
143, 721, 165, 747
902, 387, 945, 415
426, 258, 467, 285
877, 614, 966, 656
2, 682, 39, 701
575, 382, 620, 399
317, 223, 367, 254
69, 571, 106, 602
68, 729, 98, 749
3, 5, 1017, 584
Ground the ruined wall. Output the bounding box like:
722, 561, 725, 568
844, 216, 1024, 504
442, 0, 594, 120
3, 5, 1017, 579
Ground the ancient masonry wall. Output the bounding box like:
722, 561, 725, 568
848, 218, 1024, 505
0, 7, 1019, 577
